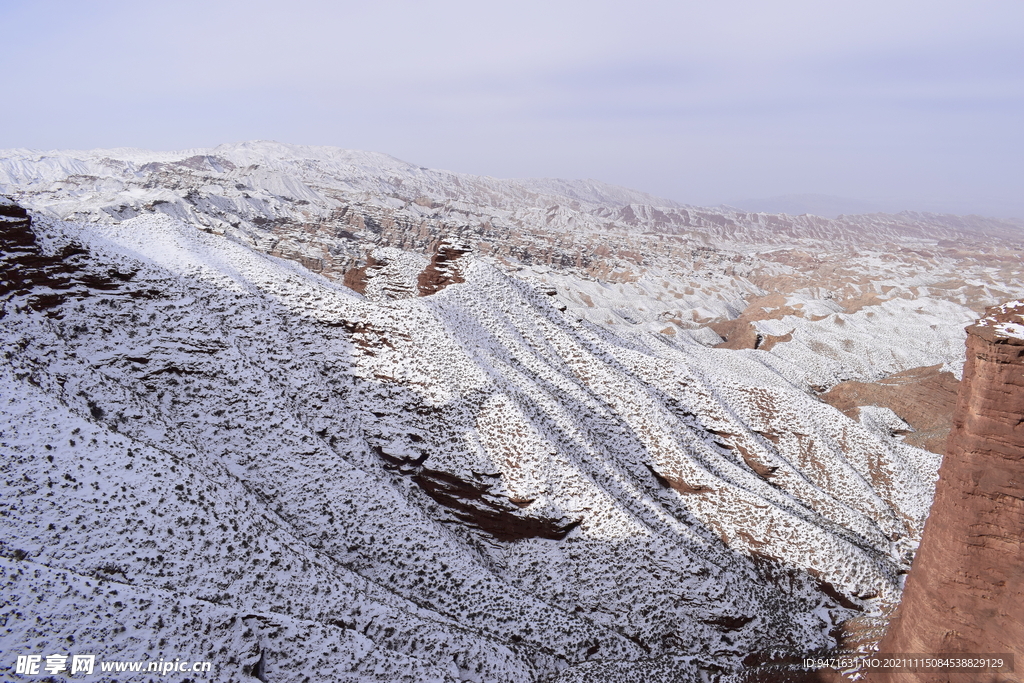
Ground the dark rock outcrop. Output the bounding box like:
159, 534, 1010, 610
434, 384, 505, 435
417, 242, 469, 296
872, 301, 1024, 683
413, 468, 582, 541
0, 198, 152, 318
370, 443, 582, 542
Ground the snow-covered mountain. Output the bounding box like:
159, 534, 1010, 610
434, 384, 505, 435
2, 143, 1023, 681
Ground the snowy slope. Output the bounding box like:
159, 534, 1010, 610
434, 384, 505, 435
2, 143, 1023, 681
1, 204, 937, 682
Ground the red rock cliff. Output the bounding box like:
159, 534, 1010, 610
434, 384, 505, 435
872, 300, 1024, 683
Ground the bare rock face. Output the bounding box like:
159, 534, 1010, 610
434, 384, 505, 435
821, 365, 960, 454
0, 198, 151, 318
342, 253, 377, 294
711, 293, 804, 350
872, 301, 1024, 683
417, 241, 469, 296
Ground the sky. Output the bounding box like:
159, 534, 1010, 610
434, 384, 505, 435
1, 0, 1022, 217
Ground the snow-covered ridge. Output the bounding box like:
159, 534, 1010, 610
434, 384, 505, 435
3, 202, 941, 681
0, 140, 681, 213
2, 140, 1021, 243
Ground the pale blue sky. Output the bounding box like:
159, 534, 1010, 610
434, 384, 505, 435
2, 0, 1022, 217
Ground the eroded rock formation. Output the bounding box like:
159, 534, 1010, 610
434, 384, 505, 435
821, 365, 960, 454
417, 241, 469, 296
0, 198, 152, 318
872, 300, 1024, 683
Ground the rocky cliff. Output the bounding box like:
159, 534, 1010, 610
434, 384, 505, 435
872, 300, 1024, 683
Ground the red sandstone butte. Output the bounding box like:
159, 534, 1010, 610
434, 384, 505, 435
872, 300, 1024, 683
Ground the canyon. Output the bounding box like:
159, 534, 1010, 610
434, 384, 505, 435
1, 143, 1023, 682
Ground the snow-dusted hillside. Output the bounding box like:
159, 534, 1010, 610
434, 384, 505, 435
2, 140, 1020, 371
1, 144, 1023, 681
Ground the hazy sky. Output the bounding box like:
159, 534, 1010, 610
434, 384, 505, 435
2, 0, 1022, 217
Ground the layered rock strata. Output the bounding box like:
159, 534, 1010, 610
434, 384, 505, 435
821, 365, 960, 454
872, 301, 1024, 683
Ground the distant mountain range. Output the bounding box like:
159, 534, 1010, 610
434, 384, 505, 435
727, 193, 1024, 222
725, 194, 888, 219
